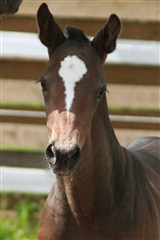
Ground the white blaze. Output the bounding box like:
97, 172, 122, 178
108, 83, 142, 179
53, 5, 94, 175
59, 55, 87, 111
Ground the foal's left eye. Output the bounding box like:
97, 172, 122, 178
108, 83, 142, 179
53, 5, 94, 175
96, 86, 107, 99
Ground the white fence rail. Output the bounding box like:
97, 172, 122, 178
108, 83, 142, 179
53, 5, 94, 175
1, 167, 54, 194
1, 31, 160, 66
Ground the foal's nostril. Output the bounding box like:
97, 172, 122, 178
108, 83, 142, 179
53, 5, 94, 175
69, 146, 81, 160
45, 144, 55, 159
45, 144, 81, 173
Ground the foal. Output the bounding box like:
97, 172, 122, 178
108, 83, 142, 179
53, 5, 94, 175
37, 3, 160, 240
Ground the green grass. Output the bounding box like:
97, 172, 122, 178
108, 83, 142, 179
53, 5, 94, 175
0, 102, 45, 111
1, 194, 45, 240
1, 145, 43, 153
108, 106, 160, 117
1, 101, 159, 117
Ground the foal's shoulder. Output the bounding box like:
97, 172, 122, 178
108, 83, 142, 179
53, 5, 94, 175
127, 136, 160, 153
127, 136, 160, 175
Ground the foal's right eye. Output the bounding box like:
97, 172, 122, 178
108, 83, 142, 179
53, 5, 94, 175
38, 76, 48, 92
41, 80, 47, 92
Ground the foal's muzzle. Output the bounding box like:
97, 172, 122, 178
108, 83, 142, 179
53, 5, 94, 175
45, 143, 81, 174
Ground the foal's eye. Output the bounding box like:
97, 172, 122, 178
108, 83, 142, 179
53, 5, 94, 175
38, 76, 48, 92
96, 86, 107, 99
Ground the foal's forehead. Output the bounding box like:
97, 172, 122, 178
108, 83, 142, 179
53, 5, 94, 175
58, 54, 87, 112
47, 27, 91, 112
46, 40, 103, 112
59, 55, 87, 83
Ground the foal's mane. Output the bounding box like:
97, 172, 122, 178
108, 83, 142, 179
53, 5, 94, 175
65, 26, 90, 43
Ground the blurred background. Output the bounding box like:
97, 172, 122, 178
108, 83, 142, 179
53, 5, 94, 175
1, 0, 160, 239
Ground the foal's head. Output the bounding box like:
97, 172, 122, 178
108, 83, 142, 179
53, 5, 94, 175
37, 3, 121, 175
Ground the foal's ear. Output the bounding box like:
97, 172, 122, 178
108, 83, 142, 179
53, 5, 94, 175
37, 3, 66, 57
91, 14, 121, 62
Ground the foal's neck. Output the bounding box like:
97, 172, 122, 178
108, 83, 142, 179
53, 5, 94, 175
54, 98, 125, 218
